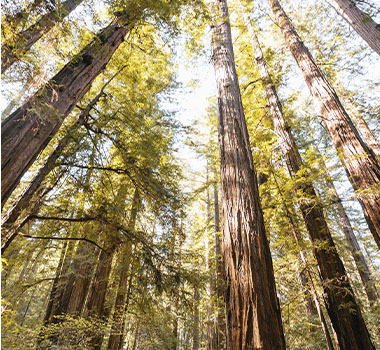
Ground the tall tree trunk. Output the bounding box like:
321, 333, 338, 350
317, 149, 379, 303
246, 9, 374, 349
271, 170, 336, 350
107, 189, 140, 350
1, 14, 137, 204
210, 0, 286, 348
213, 182, 225, 350
1, 0, 84, 72
193, 287, 200, 350
268, 0, 380, 251
324, 0, 380, 56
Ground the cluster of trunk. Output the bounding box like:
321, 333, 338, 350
39, 189, 140, 349
268, 0, 380, 252
210, 0, 286, 348
243, 10, 374, 349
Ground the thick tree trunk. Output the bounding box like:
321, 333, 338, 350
247, 10, 374, 349
210, 1, 286, 348
1, 0, 84, 72
268, 0, 380, 251
1, 15, 134, 204
324, 0, 380, 56
318, 151, 379, 303
107, 189, 140, 350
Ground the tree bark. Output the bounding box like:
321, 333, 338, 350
210, 0, 286, 348
1, 15, 135, 205
247, 9, 374, 349
1, 0, 84, 72
268, 0, 380, 251
107, 189, 140, 350
324, 0, 380, 56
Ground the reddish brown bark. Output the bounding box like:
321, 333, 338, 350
1, 15, 135, 206
268, 0, 380, 251
210, 0, 286, 348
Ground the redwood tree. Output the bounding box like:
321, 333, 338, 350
210, 0, 286, 348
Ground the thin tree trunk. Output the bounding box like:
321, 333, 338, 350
213, 182, 225, 350
317, 149, 379, 303
268, 0, 380, 251
193, 287, 200, 350
246, 9, 374, 349
210, 0, 286, 348
324, 0, 380, 55
271, 171, 336, 350
1, 15, 136, 204
1, 0, 84, 72
107, 189, 140, 350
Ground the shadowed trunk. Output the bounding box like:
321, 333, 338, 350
324, 0, 380, 55
249, 7, 374, 348
1, 15, 137, 205
2, 0, 84, 72
268, 0, 380, 252
210, 0, 286, 348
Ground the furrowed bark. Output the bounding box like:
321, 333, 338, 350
324, 0, 380, 56
1, 15, 135, 205
210, 0, 286, 348
248, 8, 374, 349
2, 0, 84, 72
268, 0, 380, 252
